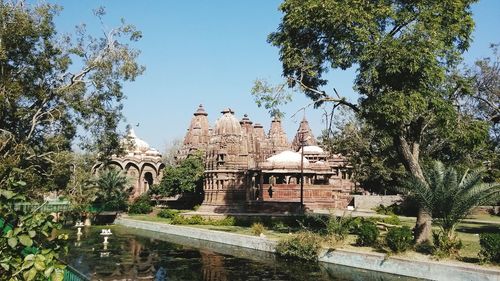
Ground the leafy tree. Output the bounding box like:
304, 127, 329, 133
94, 168, 130, 212
256, 0, 490, 243
154, 153, 204, 197
64, 152, 99, 216
0, 2, 143, 278
0, 2, 144, 193
322, 110, 406, 194
400, 162, 499, 253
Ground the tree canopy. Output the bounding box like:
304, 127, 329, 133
0, 2, 144, 195
256, 0, 493, 242
153, 153, 205, 197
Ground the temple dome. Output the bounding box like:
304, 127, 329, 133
266, 151, 309, 165
124, 128, 150, 152
298, 145, 325, 154
214, 108, 242, 136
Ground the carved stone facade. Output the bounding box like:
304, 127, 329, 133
94, 128, 164, 199
178, 105, 354, 212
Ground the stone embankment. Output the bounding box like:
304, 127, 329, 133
116, 218, 500, 281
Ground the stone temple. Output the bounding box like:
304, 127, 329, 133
177, 105, 354, 213
93, 128, 164, 199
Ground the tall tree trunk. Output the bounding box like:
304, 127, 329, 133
396, 136, 432, 243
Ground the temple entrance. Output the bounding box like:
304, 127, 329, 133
144, 172, 154, 193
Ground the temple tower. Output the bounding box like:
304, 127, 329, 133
177, 104, 211, 161
268, 117, 290, 154
202, 108, 249, 210
292, 116, 316, 151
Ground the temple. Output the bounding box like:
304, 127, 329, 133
178, 105, 354, 213
93, 128, 165, 199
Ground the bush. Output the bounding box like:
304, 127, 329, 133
385, 226, 413, 253
157, 209, 179, 219
479, 233, 500, 263
128, 195, 153, 214
251, 222, 265, 236
325, 214, 351, 242
356, 221, 379, 246
275, 231, 322, 261
211, 216, 236, 226
432, 231, 462, 258
374, 204, 396, 215
382, 214, 401, 225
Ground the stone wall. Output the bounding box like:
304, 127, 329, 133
352, 195, 402, 210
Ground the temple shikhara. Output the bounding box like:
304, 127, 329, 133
176, 105, 354, 213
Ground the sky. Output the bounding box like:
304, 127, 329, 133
45, 0, 500, 152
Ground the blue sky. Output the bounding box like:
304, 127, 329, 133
47, 0, 500, 152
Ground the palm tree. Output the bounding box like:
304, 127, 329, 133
95, 168, 131, 211
401, 161, 499, 239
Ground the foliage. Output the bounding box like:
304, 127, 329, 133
157, 209, 180, 219
381, 215, 401, 226
171, 214, 204, 225
250, 222, 265, 236
251, 79, 293, 119
0, 177, 67, 281
432, 231, 462, 258
275, 231, 322, 261
154, 152, 204, 197
258, 0, 492, 243
0, 2, 144, 193
64, 153, 99, 216
385, 226, 413, 253
324, 213, 352, 243
400, 162, 500, 238
479, 233, 500, 264
94, 169, 130, 212
324, 111, 406, 194
128, 194, 153, 214
356, 221, 379, 247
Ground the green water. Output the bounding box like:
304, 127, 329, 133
65, 226, 420, 280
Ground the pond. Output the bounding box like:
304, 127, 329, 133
64, 225, 421, 281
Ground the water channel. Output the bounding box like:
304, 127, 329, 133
65, 225, 420, 281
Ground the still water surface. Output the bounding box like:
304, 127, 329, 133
65, 226, 419, 281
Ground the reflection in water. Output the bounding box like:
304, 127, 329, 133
64, 226, 421, 281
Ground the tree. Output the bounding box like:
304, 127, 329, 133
400, 162, 499, 254
323, 110, 406, 194
0, 2, 144, 193
154, 152, 204, 197
64, 152, 99, 216
257, 0, 490, 243
94, 168, 130, 212
0, 2, 143, 278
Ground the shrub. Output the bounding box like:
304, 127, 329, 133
212, 216, 236, 226
374, 204, 395, 215
382, 214, 401, 225
170, 214, 187, 225
157, 209, 179, 219
186, 215, 204, 225
275, 231, 322, 261
432, 231, 462, 258
385, 226, 413, 253
128, 195, 153, 214
251, 222, 265, 236
356, 221, 379, 246
272, 221, 288, 233
325, 214, 351, 242
479, 233, 500, 263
